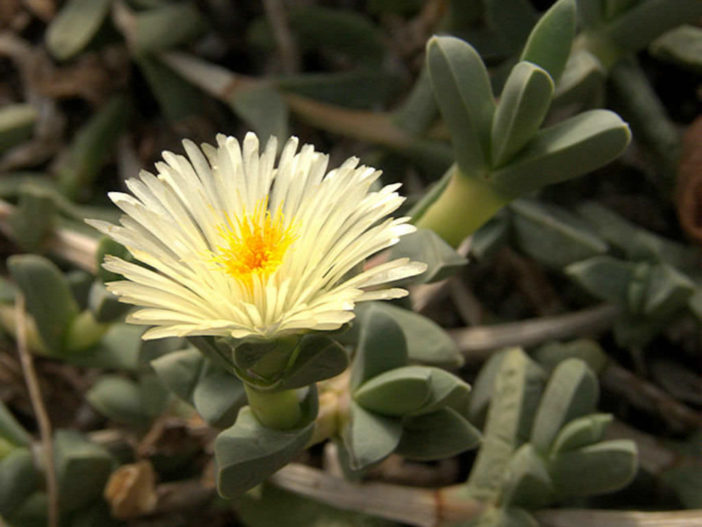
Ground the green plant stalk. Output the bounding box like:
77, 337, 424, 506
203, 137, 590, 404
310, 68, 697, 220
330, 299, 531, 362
415, 166, 510, 247
243, 383, 302, 430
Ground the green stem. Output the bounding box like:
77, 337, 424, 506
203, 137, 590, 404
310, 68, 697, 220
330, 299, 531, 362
415, 166, 510, 247
244, 383, 303, 430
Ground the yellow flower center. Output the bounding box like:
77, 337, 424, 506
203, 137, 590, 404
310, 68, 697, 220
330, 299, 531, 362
213, 200, 295, 284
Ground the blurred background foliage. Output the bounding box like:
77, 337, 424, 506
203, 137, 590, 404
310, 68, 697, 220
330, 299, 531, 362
0, 0, 701, 526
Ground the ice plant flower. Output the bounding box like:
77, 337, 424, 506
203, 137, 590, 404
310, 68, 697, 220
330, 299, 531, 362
88, 132, 425, 342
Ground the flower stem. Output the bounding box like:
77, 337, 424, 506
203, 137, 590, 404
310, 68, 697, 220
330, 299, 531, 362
415, 167, 510, 247
244, 383, 303, 430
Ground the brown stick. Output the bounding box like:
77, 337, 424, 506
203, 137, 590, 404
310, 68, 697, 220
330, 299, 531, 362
15, 294, 59, 527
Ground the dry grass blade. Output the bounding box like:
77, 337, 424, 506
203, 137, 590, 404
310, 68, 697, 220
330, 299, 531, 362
15, 294, 59, 527
535, 509, 702, 527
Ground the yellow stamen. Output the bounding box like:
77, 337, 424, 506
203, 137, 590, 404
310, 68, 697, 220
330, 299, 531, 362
212, 200, 295, 284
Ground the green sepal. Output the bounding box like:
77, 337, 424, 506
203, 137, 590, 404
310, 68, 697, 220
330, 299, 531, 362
215, 394, 316, 498
0, 401, 31, 448
45, 0, 112, 60
8, 254, 79, 354
0, 448, 39, 517
397, 407, 481, 461
466, 349, 546, 501
387, 229, 467, 284
8, 185, 57, 252
491, 62, 554, 167
350, 305, 407, 390
354, 366, 432, 417
275, 335, 349, 390
342, 401, 402, 471
490, 110, 631, 196
530, 359, 599, 453
132, 2, 206, 53
361, 302, 463, 368
54, 429, 113, 512
519, 0, 576, 84
550, 413, 613, 454
229, 85, 289, 148
0, 104, 37, 152
502, 444, 554, 508
88, 281, 131, 323
565, 255, 637, 306
86, 375, 152, 428
549, 439, 638, 497
426, 36, 495, 176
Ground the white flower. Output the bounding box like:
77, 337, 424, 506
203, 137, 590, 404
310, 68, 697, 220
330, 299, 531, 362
88, 132, 426, 340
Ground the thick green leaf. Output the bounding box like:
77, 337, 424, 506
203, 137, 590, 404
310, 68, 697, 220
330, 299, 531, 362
491, 110, 631, 195
502, 444, 553, 508
365, 302, 463, 368
643, 263, 695, 319
577, 0, 606, 27
342, 401, 402, 470
136, 54, 204, 122
229, 85, 289, 146
604, 0, 702, 54
551, 413, 612, 453
278, 70, 396, 109
566, 256, 637, 305
550, 439, 638, 497
397, 407, 481, 461
471, 210, 511, 260
511, 199, 608, 269
88, 281, 131, 323
552, 50, 606, 108
388, 228, 467, 284
354, 366, 431, 416
0, 402, 30, 448
57, 96, 130, 201
192, 365, 246, 428
350, 305, 407, 390
520, 0, 576, 83
0, 104, 37, 152
151, 347, 205, 403
491, 62, 554, 167
132, 2, 206, 52
238, 483, 395, 527
86, 375, 151, 427
251, 6, 384, 67
484, 0, 538, 53
531, 359, 599, 453
215, 407, 314, 498
414, 367, 472, 417
426, 36, 495, 175
533, 339, 609, 375
0, 448, 39, 517
45, 0, 112, 60
68, 323, 143, 371
54, 430, 113, 512
5, 492, 47, 527
661, 466, 702, 509
650, 25, 702, 74
8, 254, 79, 353
466, 349, 545, 501
96, 237, 133, 283
276, 335, 349, 390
